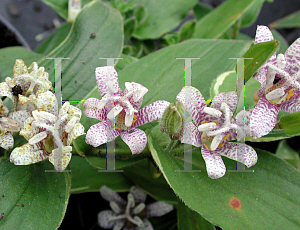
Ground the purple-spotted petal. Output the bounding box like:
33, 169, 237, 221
145, 201, 174, 218
176, 86, 206, 126
83, 97, 107, 121
255, 25, 274, 44
279, 100, 300, 113
36, 91, 58, 115
254, 26, 277, 96
180, 122, 202, 147
48, 150, 72, 172
66, 123, 85, 146
120, 128, 147, 155
95, 66, 123, 98
0, 134, 14, 150
250, 97, 279, 139
218, 142, 257, 168
284, 38, 300, 75
130, 186, 147, 204
98, 210, 125, 229
10, 143, 50, 165
125, 82, 148, 110
201, 146, 226, 179
133, 101, 170, 128
85, 120, 121, 147
8, 110, 31, 129
211, 91, 237, 113
100, 186, 126, 206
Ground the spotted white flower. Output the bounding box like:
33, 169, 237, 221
177, 87, 257, 179
251, 25, 300, 138
10, 91, 85, 171
0, 59, 52, 112
84, 66, 170, 154
98, 186, 173, 230
0, 98, 25, 149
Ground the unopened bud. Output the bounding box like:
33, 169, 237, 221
159, 101, 184, 140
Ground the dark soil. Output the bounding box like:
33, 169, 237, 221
0, 20, 22, 48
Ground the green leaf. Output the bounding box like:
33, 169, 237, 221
0, 47, 43, 79
127, 0, 198, 39
276, 140, 300, 160
280, 111, 300, 135
147, 132, 300, 230
240, 0, 264, 28
193, 0, 257, 39
0, 159, 71, 229
241, 40, 279, 83
276, 140, 300, 170
123, 159, 178, 205
236, 33, 253, 40
115, 54, 138, 72
179, 20, 196, 42
124, 16, 138, 36
134, 5, 148, 24
270, 10, 300, 29
37, 1, 123, 101
162, 33, 179, 46
177, 200, 215, 230
271, 29, 289, 54
69, 156, 133, 193
193, 3, 213, 21
35, 23, 72, 55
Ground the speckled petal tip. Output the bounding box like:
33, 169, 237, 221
83, 97, 107, 121
120, 128, 147, 155
201, 145, 226, 179
279, 100, 300, 113
218, 142, 257, 168
95, 66, 123, 98
250, 97, 279, 139
10, 143, 49, 165
284, 38, 300, 76
85, 121, 121, 147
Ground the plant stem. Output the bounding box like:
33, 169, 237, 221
232, 18, 241, 39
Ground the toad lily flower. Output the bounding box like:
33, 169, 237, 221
177, 87, 257, 179
0, 59, 52, 112
84, 66, 170, 154
251, 25, 300, 138
0, 98, 22, 149
10, 91, 85, 171
98, 186, 173, 230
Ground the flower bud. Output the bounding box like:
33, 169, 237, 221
159, 101, 184, 140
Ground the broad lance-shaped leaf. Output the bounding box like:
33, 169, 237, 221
0, 159, 71, 229
147, 131, 300, 230
239, 40, 279, 83
37, 1, 123, 101
35, 22, 72, 55
193, 0, 257, 39
177, 200, 215, 230
270, 9, 300, 29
